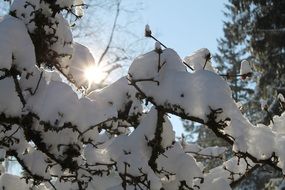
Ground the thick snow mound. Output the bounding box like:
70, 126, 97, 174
0, 15, 36, 72
0, 78, 22, 117
26, 81, 117, 131
129, 48, 186, 80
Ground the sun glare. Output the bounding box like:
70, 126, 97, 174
84, 65, 107, 84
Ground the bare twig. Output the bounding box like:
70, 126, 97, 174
31, 71, 43, 95
97, 0, 121, 65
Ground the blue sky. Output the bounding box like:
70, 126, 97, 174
141, 0, 227, 136
143, 0, 227, 57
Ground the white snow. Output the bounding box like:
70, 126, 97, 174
22, 149, 51, 179
155, 41, 162, 51
0, 78, 22, 117
107, 108, 164, 190
184, 48, 215, 72
278, 93, 285, 102
26, 80, 117, 131
50, 13, 73, 73
0, 15, 36, 72
145, 24, 150, 32
1, 2, 285, 189
128, 48, 186, 80
240, 60, 252, 75
129, 48, 234, 122
0, 173, 30, 190
158, 142, 203, 188
88, 77, 142, 120
128, 47, 285, 177
10, 0, 40, 31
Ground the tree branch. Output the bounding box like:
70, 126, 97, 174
97, 0, 121, 65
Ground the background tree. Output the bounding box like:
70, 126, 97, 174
233, 0, 285, 100
183, 0, 285, 189
234, 0, 285, 126
72, 0, 146, 76
228, 1, 285, 189
214, 3, 257, 121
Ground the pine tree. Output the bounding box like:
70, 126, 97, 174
214, 1, 261, 121
227, 1, 285, 188
183, 1, 254, 173
185, 0, 285, 189
233, 0, 285, 107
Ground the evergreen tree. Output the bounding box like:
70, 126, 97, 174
225, 1, 285, 188
231, 0, 285, 126
234, 0, 285, 97
183, 1, 254, 173
184, 0, 285, 189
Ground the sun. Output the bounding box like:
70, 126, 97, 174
84, 65, 107, 84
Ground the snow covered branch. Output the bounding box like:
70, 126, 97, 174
0, 1, 284, 189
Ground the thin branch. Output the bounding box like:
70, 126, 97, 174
31, 71, 43, 95
148, 107, 165, 172
97, 0, 121, 65
185, 151, 224, 160
7, 150, 53, 186
79, 117, 116, 137
11, 68, 26, 106
150, 35, 167, 49
183, 61, 194, 71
